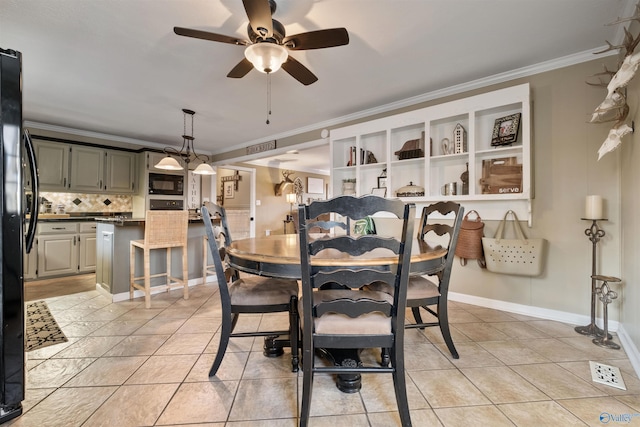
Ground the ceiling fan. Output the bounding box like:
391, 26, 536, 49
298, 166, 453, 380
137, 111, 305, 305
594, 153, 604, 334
174, 0, 349, 85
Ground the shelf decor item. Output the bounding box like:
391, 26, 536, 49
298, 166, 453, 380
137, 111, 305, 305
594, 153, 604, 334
394, 131, 425, 160
377, 168, 387, 189
491, 113, 521, 146
453, 123, 467, 153
395, 181, 424, 197
480, 157, 522, 194
342, 178, 356, 195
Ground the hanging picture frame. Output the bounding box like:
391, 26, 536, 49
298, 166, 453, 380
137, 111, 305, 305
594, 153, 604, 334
491, 113, 521, 146
224, 181, 235, 199
307, 177, 324, 194
371, 187, 387, 197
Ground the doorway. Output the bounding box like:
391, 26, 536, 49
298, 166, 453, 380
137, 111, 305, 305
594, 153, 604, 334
215, 165, 256, 239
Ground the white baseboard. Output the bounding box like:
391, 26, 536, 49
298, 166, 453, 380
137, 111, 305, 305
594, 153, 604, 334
616, 324, 640, 380
449, 292, 640, 379
101, 276, 212, 303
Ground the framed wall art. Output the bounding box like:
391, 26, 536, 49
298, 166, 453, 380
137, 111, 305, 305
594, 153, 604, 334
224, 181, 235, 199
491, 113, 521, 146
371, 187, 387, 197
307, 177, 324, 194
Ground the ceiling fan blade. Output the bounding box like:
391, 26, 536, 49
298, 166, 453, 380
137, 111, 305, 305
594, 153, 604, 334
243, 0, 273, 39
174, 27, 249, 46
283, 28, 349, 50
227, 58, 254, 78
281, 56, 318, 85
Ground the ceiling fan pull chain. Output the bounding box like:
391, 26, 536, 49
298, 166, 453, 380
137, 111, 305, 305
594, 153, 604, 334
266, 72, 272, 125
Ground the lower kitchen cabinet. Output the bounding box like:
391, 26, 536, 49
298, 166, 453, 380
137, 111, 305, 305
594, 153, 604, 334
96, 229, 113, 292
38, 232, 78, 277
35, 221, 97, 279
23, 243, 38, 280
79, 222, 97, 272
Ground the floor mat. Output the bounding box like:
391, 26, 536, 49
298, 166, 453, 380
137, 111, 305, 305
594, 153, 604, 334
25, 300, 68, 352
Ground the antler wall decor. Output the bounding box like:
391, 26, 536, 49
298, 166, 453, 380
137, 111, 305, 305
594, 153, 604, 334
588, 3, 640, 160
274, 170, 294, 196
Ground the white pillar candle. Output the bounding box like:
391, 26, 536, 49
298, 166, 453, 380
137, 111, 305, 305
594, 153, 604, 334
585, 195, 603, 219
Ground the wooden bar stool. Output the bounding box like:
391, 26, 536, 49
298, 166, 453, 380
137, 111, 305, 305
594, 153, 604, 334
130, 210, 189, 308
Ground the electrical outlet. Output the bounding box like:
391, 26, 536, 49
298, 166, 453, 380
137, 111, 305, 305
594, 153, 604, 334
589, 361, 627, 390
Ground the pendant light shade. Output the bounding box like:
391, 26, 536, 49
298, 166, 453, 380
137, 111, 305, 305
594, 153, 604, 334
193, 162, 216, 175
244, 43, 288, 74
155, 155, 183, 171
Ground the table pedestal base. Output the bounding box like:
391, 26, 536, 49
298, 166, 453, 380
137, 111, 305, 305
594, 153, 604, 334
317, 348, 362, 393
263, 336, 285, 358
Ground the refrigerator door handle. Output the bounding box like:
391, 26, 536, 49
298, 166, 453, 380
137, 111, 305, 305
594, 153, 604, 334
24, 129, 39, 254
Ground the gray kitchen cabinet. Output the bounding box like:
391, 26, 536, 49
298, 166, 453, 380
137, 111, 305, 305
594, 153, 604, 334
96, 228, 114, 293
34, 138, 137, 194
38, 231, 78, 277
69, 146, 105, 192
34, 140, 70, 191
23, 242, 38, 280
79, 222, 97, 272
106, 150, 137, 193
36, 221, 96, 278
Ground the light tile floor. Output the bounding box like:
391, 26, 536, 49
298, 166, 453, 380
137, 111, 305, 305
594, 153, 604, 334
12, 283, 640, 426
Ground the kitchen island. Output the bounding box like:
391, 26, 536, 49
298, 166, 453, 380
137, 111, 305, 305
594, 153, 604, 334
95, 216, 212, 300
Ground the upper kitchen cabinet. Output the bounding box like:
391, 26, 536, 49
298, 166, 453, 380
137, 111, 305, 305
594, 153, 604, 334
330, 84, 532, 221
34, 138, 137, 194
34, 140, 70, 191
69, 146, 137, 194
69, 146, 105, 192
106, 150, 137, 193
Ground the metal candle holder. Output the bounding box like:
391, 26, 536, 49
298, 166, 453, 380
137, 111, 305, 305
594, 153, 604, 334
574, 219, 612, 339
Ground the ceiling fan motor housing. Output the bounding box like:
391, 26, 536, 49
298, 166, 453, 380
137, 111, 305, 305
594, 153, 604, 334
248, 19, 285, 44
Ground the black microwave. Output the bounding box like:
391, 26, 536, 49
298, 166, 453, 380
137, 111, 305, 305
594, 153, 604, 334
148, 172, 184, 195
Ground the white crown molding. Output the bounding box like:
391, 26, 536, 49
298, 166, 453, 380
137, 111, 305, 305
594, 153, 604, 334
222, 47, 618, 156
24, 120, 167, 151
26, 47, 618, 158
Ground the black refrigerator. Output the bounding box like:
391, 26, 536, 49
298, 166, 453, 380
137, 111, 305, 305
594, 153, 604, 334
0, 48, 39, 423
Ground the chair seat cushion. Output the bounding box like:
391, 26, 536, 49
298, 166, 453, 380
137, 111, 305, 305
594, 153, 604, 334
229, 276, 298, 306
366, 276, 441, 300
301, 289, 394, 335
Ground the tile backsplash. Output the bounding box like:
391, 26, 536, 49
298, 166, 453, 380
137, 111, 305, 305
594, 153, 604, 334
40, 192, 133, 214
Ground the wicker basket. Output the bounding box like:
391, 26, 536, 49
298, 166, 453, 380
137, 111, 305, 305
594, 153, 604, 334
455, 210, 486, 267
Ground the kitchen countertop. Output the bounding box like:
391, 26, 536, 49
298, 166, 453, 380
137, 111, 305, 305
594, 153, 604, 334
28, 212, 133, 223
95, 216, 204, 226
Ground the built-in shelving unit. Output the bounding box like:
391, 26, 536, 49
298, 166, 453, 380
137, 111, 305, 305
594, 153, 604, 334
330, 84, 532, 223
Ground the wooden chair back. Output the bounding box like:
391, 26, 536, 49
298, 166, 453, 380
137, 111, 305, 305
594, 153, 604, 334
298, 195, 415, 349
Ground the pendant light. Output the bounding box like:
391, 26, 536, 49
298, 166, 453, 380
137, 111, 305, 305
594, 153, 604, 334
155, 109, 216, 175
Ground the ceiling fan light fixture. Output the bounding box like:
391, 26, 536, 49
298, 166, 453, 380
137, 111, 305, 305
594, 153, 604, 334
244, 42, 288, 74
155, 155, 183, 170
193, 162, 216, 175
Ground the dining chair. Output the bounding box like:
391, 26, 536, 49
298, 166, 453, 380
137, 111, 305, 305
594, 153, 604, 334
297, 195, 415, 427
201, 202, 300, 375
202, 209, 228, 283
370, 201, 464, 360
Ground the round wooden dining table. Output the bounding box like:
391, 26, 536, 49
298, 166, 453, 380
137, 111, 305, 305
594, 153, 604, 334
226, 234, 448, 279
225, 234, 448, 393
